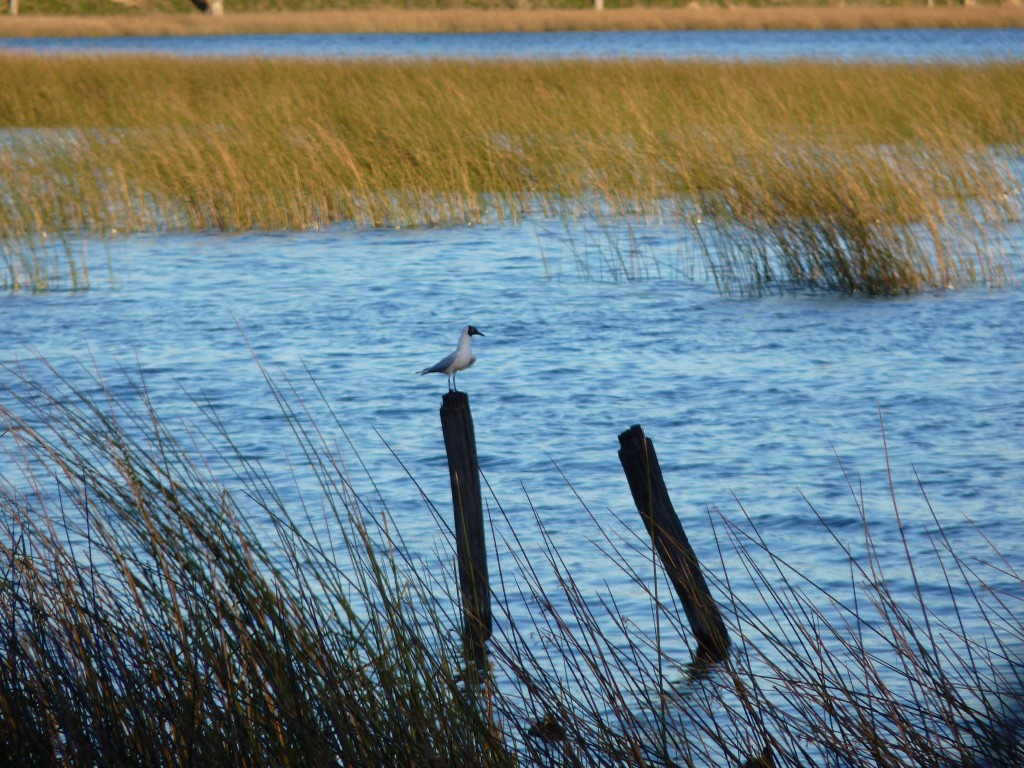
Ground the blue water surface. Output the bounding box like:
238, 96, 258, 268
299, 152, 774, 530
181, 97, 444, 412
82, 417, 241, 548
1, 27, 1021, 61
2, 221, 1021, 598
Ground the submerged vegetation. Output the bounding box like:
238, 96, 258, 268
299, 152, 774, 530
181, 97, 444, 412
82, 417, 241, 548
0, 55, 1022, 293
0, 364, 1022, 765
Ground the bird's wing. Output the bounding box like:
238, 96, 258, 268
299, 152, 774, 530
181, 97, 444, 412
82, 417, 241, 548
418, 351, 456, 374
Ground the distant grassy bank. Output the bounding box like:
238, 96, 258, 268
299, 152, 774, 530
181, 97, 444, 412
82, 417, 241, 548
1, 5, 1023, 36
1, 55, 1021, 293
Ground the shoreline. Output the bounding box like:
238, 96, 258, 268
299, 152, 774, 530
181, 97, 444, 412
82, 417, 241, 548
1, 6, 1023, 38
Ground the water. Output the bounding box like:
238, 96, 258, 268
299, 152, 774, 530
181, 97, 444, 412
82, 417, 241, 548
2, 220, 1022, 592
2, 27, 1022, 61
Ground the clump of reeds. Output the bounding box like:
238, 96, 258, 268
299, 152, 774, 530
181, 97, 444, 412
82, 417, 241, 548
687, 137, 1017, 293
0, 363, 512, 765
1, 55, 1021, 292
1, 362, 1022, 765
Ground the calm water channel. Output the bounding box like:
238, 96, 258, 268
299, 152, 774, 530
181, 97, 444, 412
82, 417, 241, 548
1, 27, 1022, 60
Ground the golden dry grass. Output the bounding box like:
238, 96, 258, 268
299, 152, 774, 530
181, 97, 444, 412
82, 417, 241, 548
0, 55, 1021, 292
0, 5, 1022, 37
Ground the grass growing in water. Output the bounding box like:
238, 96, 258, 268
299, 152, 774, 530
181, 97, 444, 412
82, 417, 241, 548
1, 56, 1021, 293
0, 363, 1021, 765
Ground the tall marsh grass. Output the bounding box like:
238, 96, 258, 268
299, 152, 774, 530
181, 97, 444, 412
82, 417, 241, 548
1, 363, 1021, 765
1, 56, 1021, 293
2, 5, 1023, 36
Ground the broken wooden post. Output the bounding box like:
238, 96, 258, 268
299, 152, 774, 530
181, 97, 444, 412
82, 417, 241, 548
440, 390, 491, 671
617, 424, 730, 663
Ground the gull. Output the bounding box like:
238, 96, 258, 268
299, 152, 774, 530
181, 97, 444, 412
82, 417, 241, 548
418, 325, 484, 391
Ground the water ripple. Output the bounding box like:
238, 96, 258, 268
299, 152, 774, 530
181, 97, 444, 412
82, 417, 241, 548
1, 221, 1022, 655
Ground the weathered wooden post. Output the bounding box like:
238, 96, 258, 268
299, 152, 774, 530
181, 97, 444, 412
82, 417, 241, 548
440, 390, 491, 671
617, 424, 730, 663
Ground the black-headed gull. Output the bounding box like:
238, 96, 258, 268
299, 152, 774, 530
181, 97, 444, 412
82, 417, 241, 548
418, 325, 485, 391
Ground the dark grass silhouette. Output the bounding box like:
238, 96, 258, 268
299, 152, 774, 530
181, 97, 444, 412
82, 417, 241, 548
1, 362, 1020, 766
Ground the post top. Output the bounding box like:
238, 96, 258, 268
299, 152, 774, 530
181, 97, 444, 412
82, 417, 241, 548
441, 390, 470, 408
617, 424, 646, 449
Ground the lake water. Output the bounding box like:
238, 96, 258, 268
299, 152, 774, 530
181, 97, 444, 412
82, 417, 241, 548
2, 220, 1022, 680
1, 27, 1022, 61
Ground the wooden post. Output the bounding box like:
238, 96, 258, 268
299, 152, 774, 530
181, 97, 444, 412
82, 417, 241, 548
8, 0, 18, 16
617, 424, 730, 663
440, 390, 491, 670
